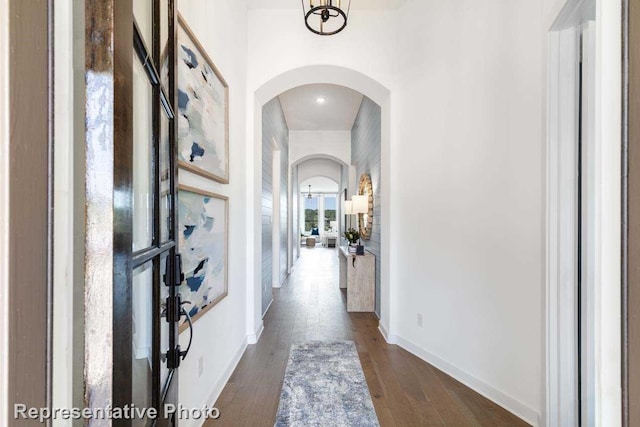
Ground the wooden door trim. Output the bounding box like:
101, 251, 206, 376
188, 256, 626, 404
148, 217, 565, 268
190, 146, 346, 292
624, 0, 638, 425
7, 0, 53, 423
83, 0, 133, 417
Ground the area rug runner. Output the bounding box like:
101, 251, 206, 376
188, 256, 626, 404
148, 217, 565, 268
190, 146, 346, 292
274, 341, 380, 427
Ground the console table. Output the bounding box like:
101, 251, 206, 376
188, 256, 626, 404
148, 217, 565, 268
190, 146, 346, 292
338, 246, 375, 312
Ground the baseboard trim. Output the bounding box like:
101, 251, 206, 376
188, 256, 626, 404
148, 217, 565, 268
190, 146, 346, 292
186, 337, 248, 427
247, 321, 264, 345
394, 335, 540, 427
377, 322, 397, 344
273, 271, 290, 289
262, 299, 274, 319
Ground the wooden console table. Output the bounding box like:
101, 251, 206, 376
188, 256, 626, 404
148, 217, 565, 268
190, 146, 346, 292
338, 246, 375, 312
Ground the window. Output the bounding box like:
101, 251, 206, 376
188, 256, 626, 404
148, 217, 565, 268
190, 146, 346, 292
301, 194, 339, 235
324, 196, 336, 231
304, 196, 319, 233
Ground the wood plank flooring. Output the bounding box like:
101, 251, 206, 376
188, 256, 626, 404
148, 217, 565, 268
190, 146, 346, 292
208, 248, 530, 427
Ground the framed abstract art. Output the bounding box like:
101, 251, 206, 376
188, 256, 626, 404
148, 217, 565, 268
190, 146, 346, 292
177, 14, 229, 183
177, 185, 229, 328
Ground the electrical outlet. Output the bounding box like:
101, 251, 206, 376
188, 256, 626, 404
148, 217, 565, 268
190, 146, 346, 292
417, 313, 423, 328
198, 356, 204, 377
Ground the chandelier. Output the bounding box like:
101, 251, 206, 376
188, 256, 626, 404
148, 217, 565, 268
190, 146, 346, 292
307, 185, 313, 199
301, 0, 351, 36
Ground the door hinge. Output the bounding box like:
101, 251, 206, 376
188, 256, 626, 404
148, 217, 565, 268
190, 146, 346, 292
167, 345, 182, 369
174, 253, 185, 286
163, 253, 185, 287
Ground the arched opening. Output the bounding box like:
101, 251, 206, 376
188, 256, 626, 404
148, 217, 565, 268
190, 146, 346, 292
298, 175, 340, 250
247, 65, 392, 344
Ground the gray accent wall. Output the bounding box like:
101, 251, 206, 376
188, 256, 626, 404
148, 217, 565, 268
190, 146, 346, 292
351, 96, 382, 316
340, 164, 349, 234
262, 97, 289, 316
278, 125, 289, 286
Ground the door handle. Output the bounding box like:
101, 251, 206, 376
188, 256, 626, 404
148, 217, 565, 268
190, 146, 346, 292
178, 301, 193, 361
166, 297, 193, 368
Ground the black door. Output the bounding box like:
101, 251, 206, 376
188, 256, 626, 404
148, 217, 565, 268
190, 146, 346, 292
128, 1, 189, 425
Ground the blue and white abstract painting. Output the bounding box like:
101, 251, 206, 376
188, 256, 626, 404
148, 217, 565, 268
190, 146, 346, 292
178, 186, 228, 323
177, 18, 228, 183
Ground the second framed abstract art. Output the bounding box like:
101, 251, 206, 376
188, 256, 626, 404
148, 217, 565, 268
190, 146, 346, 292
177, 185, 229, 328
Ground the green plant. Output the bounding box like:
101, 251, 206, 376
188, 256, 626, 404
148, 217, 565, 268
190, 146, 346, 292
343, 227, 360, 244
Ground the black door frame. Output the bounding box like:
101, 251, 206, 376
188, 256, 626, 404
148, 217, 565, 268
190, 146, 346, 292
84, 1, 182, 425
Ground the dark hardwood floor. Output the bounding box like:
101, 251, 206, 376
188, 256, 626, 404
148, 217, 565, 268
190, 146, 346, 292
209, 248, 530, 427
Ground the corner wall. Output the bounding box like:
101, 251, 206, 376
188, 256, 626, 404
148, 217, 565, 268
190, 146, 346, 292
262, 96, 289, 313
176, 2, 249, 425
392, 1, 545, 423
351, 97, 382, 316
292, 165, 299, 263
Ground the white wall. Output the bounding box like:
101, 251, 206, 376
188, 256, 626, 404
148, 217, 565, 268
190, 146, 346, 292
246, 2, 550, 423
0, 0, 8, 424
291, 165, 299, 263
594, 0, 621, 423
297, 158, 342, 185
289, 130, 351, 166
52, 0, 76, 423
177, 1, 249, 425
392, 2, 547, 423
247, 10, 398, 101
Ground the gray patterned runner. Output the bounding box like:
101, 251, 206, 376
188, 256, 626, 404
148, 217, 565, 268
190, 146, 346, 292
275, 341, 380, 427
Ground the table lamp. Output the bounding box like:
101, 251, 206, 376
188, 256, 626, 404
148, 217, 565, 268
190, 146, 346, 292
351, 195, 368, 255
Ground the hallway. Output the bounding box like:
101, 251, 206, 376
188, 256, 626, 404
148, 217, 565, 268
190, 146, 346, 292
210, 248, 529, 426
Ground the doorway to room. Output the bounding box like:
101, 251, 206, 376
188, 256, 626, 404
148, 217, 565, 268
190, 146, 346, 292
249, 64, 391, 350
299, 181, 340, 250
258, 83, 383, 320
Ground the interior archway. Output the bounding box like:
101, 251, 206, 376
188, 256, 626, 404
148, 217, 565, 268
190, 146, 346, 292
292, 153, 350, 169
247, 65, 393, 345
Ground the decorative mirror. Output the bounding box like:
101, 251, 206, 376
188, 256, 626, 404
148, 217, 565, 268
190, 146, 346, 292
358, 174, 373, 240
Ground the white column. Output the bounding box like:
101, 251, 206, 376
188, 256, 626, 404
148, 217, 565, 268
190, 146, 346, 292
318, 195, 325, 237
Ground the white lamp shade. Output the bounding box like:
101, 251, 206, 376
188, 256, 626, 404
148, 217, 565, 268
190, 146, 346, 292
343, 200, 354, 215
352, 195, 368, 214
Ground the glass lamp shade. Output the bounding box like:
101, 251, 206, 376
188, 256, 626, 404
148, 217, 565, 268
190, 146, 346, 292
343, 200, 354, 215
352, 195, 368, 214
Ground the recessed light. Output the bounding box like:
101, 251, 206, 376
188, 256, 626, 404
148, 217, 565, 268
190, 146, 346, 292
316, 97, 326, 104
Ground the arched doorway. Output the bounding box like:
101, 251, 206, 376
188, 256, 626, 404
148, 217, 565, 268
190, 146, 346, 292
246, 65, 392, 344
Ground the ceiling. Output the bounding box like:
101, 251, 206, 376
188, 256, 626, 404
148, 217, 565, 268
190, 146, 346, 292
248, 0, 407, 10
278, 84, 364, 131
300, 176, 340, 193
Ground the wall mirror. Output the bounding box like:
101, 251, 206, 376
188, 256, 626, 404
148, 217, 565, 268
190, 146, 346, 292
358, 174, 373, 240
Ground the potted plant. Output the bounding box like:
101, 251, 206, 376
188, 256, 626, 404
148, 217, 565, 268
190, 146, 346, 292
344, 228, 360, 252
